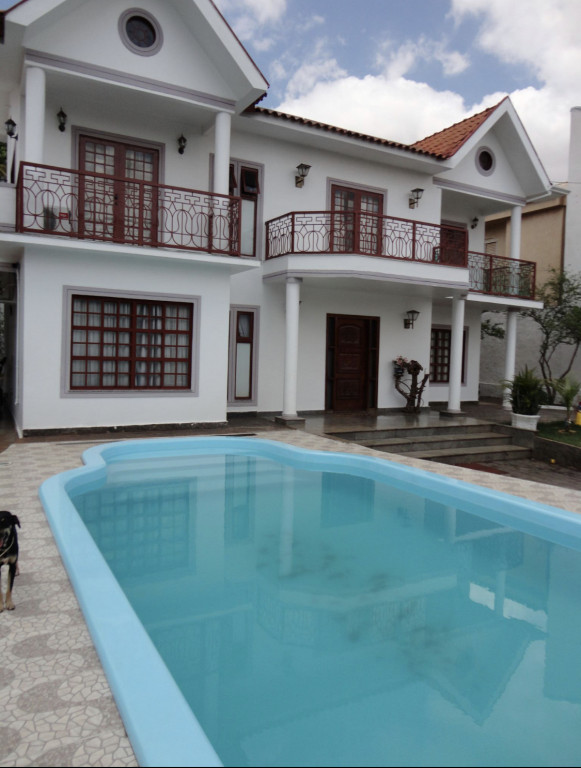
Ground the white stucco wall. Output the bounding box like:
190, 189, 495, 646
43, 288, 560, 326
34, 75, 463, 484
18, 246, 233, 432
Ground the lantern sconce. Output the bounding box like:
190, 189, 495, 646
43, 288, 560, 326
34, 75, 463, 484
408, 187, 424, 209
57, 107, 67, 133
295, 163, 311, 187
470, 216, 479, 229
404, 309, 419, 329
5, 117, 17, 140
177, 134, 187, 155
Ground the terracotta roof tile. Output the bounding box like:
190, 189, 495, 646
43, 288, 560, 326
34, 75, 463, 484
410, 99, 507, 158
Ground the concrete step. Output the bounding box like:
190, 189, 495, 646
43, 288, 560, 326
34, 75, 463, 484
328, 423, 498, 441
360, 431, 510, 452
399, 444, 532, 464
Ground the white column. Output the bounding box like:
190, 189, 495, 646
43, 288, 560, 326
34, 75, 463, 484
503, 310, 518, 409
509, 205, 523, 295
24, 67, 46, 164
282, 277, 302, 418
509, 205, 522, 260
213, 111, 231, 195
447, 294, 466, 413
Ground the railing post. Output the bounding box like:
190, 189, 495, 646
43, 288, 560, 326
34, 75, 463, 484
488, 253, 493, 293
291, 213, 295, 254
411, 221, 416, 261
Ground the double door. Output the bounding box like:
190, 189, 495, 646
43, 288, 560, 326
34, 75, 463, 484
79, 136, 159, 245
331, 185, 384, 255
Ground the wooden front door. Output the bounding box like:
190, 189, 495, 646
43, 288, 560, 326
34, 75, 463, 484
326, 315, 379, 411
79, 136, 159, 246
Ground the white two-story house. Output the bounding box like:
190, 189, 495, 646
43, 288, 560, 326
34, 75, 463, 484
0, 0, 554, 436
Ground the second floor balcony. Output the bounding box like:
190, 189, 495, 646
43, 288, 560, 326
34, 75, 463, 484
266, 211, 536, 300
16, 162, 242, 257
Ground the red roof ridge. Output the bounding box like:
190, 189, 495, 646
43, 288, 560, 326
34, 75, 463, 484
410, 97, 508, 159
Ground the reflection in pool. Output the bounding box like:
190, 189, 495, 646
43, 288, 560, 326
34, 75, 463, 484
41, 437, 581, 767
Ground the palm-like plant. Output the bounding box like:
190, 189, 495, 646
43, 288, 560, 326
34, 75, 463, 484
550, 375, 581, 425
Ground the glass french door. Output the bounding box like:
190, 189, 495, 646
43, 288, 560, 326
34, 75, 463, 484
331, 185, 383, 255
79, 136, 159, 245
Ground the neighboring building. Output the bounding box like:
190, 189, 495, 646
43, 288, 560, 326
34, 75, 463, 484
0, 0, 556, 436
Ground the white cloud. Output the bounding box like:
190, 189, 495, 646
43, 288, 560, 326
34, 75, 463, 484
216, 0, 287, 26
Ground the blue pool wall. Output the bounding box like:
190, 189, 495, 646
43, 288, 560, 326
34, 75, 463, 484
38, 436, 581, 767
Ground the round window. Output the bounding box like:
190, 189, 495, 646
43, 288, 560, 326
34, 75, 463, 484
126, 16, 156, 48
119, 9, 163, 56
476, 147, 495, 176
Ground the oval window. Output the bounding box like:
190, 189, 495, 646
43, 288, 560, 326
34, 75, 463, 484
119, 10, 163, 56
476, 147, 495, 176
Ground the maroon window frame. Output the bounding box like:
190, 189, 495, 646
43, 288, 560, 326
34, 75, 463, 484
430, 328, 466, 384
70, 295, 193, 390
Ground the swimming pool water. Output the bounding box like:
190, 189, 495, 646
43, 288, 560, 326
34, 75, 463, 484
41, 438, 581, 766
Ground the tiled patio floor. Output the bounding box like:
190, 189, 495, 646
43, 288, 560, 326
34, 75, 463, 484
1, 406, 581, 766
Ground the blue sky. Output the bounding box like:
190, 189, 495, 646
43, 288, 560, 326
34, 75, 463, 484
2, 0, 579, 182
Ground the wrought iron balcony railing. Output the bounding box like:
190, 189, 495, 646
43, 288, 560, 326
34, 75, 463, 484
265, 210, 468, 266
266, 211, 536, 299
16, 162, 241, 257
468, 251, 536, 300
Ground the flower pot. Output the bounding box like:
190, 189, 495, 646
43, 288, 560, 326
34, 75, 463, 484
393, 365, 404, 378
511, 412, 540, 431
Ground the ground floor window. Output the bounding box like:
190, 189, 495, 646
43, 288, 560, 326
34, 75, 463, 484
228, 306, 258, 403
430, 327, 466, 384
70, 294, 193, 390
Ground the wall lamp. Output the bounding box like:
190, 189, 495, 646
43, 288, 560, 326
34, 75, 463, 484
408, 188, 424, 209
295, 163, 311, 188
4, 117, 17, 140
177, 134, 187, 155
404, 309, 419, 329
57, 107, 67, 132
470, 216, 479, 229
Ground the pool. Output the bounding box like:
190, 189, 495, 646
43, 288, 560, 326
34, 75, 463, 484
39, 436, 581, 767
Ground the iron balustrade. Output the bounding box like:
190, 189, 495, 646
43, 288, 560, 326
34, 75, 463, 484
468, 251, 536, 300
16, 162, 241, 257
265, 210, 468, 266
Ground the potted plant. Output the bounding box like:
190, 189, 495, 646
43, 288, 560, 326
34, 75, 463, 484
503, 366, 546, 430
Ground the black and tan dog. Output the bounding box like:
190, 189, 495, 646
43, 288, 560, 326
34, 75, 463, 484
0, 510, 20, 611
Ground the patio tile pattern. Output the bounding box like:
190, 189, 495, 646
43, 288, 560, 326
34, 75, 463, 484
1, 427, 581, 766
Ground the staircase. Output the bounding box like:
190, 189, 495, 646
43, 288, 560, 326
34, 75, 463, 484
326, 421, 533, 465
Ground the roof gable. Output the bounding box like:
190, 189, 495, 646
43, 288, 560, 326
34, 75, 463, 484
410, 100, 505, 159
3, 0, 268, 112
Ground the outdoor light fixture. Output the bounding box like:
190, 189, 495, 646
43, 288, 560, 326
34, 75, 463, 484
404, 309, 420, 329
295, 163, 311, 187
177, 134, 187, 155
471, 216, 479, 229
4, 117, 17, 139
57, 108, 67, 132
408, 188, 424, 209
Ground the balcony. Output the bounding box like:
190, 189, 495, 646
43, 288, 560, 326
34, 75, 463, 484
468, 251, 536, 300
266, 210, 468, 266
266, 211, 536, 299
16, 162, 241, 257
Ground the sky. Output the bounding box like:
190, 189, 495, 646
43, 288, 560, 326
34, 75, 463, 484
213, 0, 581, 184
1, 0, 579, 183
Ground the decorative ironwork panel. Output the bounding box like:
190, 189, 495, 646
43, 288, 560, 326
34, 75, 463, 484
468, 252, 536, 299
266, 211, 467, 267
17, 162, 241, 257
